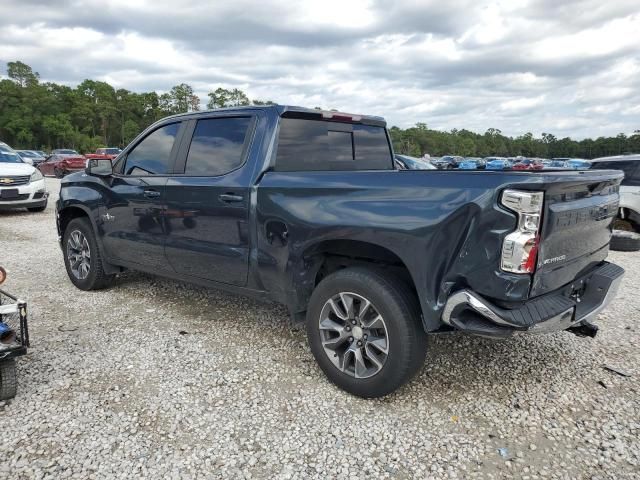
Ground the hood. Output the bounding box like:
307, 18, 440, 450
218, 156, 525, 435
0, 162, 35, 176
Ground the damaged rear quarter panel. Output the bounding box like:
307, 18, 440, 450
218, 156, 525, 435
255, 170, 537, 331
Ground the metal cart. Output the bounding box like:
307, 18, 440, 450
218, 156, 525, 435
0, 288, 29, 400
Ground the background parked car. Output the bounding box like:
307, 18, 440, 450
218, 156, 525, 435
512, 158, 544, 170
394, 154, 436, 170
457, 159, 478, 169
484, 157, 511, 170
0, 147, 48, 212
16, 150, 46, 166
591, 154, 640, 230
552, 158, 590, 170
51, 149, 80, 156
545, 159, 569, 169
567, 159, 591, 170
432, 155, 463, 169
38, 153, 86, 178
85, 147, 122, 161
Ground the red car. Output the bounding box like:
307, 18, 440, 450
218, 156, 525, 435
38, 154, 86, 178
512, 159, 544, 170
84, 147, 121, 161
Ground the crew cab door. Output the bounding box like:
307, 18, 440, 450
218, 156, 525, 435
101, 121, 185, 270
163, 114, 258, 285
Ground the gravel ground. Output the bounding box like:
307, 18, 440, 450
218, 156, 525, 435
0, 177, 638, 479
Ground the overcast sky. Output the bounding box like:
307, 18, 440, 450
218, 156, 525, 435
1, 0, 638, 138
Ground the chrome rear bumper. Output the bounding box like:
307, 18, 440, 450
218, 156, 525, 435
441, 262, 624, 337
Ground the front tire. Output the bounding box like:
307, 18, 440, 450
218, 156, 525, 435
63, 217, 115, 290
306, 267, 427, 398
54, 167, 65, 178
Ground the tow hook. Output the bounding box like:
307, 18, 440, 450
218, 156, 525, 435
567, 322, 599, 338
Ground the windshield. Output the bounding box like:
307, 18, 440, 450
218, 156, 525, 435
56, 149, 78, 155
105, 148, 120, 154
18, 150, 37, 157
0, 151, 24, 163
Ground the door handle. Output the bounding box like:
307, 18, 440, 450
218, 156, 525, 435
219, 193, 244, 203
143, 189, 161, 198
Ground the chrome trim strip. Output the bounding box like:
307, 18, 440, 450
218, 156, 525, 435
442, 290, 517, 327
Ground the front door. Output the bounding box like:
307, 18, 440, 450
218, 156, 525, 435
100, 121, 183, 270
38, 155, 57, 176
163, 115, 256, 285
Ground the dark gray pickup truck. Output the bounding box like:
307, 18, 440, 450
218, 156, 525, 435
56, 105, 624, 397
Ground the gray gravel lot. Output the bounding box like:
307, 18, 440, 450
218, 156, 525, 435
0, 177, 638, 479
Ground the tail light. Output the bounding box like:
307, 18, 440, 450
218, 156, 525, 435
500, 190, 544, 274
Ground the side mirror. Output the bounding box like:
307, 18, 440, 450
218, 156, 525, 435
86, 158, 112, 177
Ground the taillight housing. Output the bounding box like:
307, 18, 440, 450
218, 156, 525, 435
500, 190, 544, 274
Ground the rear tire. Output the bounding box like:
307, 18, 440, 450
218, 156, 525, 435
0, 359, 17, 401
62, 217, 115, 290
306, 267, 427, 398
610, 230, 640, 252
54, 167, 64, 178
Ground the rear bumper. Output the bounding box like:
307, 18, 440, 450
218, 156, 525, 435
441, 262, 624, 337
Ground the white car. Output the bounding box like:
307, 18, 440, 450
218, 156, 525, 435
0, 143, 49, 212
591, 154, 640, 228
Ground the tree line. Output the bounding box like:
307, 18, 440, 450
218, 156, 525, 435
0, 61, 638, 158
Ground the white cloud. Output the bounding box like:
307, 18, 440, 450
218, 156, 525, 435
0, 0, 638, 138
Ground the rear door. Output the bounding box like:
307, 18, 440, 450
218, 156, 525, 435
163, 113, 258, 285
531, 171, 623, 296
100, 121, 185, 270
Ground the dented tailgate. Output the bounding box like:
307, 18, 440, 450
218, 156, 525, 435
531, 170, 623, 297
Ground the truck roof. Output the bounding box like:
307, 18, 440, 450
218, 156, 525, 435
162, 105, 387, 127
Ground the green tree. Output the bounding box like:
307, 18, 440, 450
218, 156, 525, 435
7, 61, 39, 87
0, 60, 636, 158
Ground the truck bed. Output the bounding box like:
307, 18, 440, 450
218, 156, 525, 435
256, 168, 623, 330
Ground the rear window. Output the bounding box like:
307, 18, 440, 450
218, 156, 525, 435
275, 118, 392, 171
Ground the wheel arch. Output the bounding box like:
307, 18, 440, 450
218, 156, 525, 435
58, 204, 121, 275
289, 238, 425, 328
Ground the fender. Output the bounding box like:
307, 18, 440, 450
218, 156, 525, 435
56, 181, 121, 275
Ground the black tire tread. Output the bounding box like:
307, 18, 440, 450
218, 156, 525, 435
0, 359, 17, 401
610, 230, 640, 252
63, 217, 115, 290
306, 267, 427, 398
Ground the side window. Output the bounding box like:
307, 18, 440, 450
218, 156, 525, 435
123, 123, 180, 175
184, 117, 252, 176
275, 118, 393, 171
